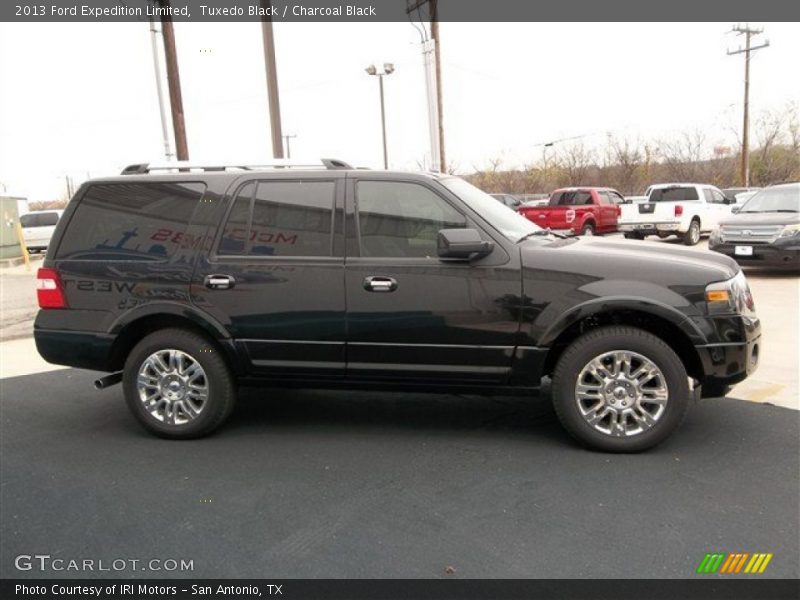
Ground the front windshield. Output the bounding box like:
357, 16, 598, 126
441, 177, 541, 241
739, 184, 800, 213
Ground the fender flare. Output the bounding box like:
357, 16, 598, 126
108, 301, 231, 340
537, 296, 707, 347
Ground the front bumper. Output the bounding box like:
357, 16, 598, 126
709, 240, 800, 269
694, 314, 761, 397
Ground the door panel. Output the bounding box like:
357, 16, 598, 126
192, 175, 346, 379
344, 178, 521, 383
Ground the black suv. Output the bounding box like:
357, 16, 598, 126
34, 159, 761, 452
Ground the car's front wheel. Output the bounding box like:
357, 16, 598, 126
551, 326, 690, 452
123, 328, 236, 439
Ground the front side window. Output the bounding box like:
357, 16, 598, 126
56, 182, 205, 260
356, 181, 466, 258
218, 180, 334, 257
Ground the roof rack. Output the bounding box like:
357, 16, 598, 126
121, 158, 353, 175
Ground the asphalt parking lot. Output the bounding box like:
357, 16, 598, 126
1, 370, 799, 579
1, 238, 798, 580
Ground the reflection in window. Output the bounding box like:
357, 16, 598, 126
219, 180, 334, 257
357, 181, 466, 258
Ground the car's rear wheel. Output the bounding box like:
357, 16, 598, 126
580, 222, 595, 236
551, 326, 690, 452
683, 219, 701, 246
123, 328, 236, 439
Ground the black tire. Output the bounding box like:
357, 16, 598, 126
682, 219, 701, 246
123, 328, 236, 439
623, 232, 644, 240
551, 326, 690, 453
580, 222, 595, 236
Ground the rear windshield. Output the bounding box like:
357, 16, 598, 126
56, 182, 206, 261
550, 191, 593, 206
648, 187, 699, 202
20, 212, 59, 228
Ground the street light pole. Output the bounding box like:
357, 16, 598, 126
366, 63, 394, 169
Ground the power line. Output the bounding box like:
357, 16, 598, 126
727, 24, 769, 187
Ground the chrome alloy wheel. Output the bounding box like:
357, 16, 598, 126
137, 349, 208, 425
574, 350, 669, 437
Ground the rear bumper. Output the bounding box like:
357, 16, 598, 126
709, 241, 800, 269
34, 328, 115, 371
619, 222, 683, 234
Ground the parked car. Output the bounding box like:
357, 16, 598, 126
490, 193, 522, 209
619, 183, 733, 245
34, 159, 760, 452
722, 187, 760, 203
709, 182, 800, 269
517, 187, 624, 236
20, 209, 63, 253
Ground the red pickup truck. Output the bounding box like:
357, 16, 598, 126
518, 187, 625, 235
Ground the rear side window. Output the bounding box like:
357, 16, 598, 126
650, 187, 699, 202
21, 212, 59, 227
552, 191, 593, 206
56, 182, 205, 261
218, 180, 335, 257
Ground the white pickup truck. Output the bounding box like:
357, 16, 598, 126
619, 183, 733, 245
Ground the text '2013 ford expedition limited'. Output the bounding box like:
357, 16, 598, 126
34, 160, 760, 452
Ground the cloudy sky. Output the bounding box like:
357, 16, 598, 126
1, 21, 798, 201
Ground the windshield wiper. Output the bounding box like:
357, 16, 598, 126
517, 229, 567, 242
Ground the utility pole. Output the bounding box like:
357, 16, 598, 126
429, 0, 446, 173
727, 24, 769, 187
158, 0, 189, 160
260, 0, 284, 158
148, 5, 173, 160
283, 134, 297, 159
406, 0, 445, 172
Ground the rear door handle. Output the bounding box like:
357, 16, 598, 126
363, 276, 398, 293
204, 274, 235, 290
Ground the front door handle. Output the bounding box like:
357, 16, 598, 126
204, 274, 235, 290
363, 276, 398, 293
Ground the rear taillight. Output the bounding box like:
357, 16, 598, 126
37, 268, 67, 309
566, 209, 576, 223
674, 205, 683, 217
616, 205, 621, 217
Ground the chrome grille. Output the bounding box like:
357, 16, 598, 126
720, 225, 782, 244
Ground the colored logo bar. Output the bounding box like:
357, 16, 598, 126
697, 552, 773, 574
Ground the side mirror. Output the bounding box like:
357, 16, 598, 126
437, 228, 494, 260
731, 206, 741, 214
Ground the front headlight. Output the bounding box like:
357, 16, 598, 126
705, 271, 756, 315
779, 223, 800, 238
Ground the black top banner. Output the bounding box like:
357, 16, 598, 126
3, 0, 800, 22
